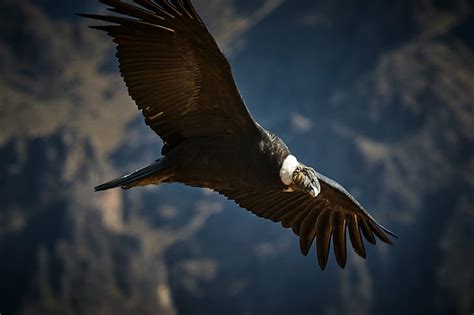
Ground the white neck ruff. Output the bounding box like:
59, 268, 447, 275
279, 155, 298, 185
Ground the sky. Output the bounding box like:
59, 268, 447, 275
0, 1, 473, 315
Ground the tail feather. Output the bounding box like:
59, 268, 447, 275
95, 159, 166, 192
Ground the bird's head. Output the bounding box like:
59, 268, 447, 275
280, 155, 321, 197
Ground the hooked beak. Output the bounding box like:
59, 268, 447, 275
305, 171, 321, 197
308, 182, 320, 197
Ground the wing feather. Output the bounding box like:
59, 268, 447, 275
368, 220, 393, 244
316, 209, 333, 270
270, 196, 308, 222
80, 0, 258, 154
291, 207, 314, 235
280, 201, 312, 228
214, 171, 396, 269
331, 211, 347, 268
360, 218, 376, 244
347, 214, 366, 258
299, 207, 320, 255
262, 193, 304, 218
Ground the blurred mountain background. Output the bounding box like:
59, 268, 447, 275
0, 0, 473, 314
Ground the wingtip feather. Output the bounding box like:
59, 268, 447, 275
315, 209, 332, 270
331, 212, 347, 268
299, 209, 320, 256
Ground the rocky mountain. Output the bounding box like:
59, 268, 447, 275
0, 1, 472, 314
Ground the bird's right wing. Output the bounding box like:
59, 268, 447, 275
216, 173, 397, 269
80, 0, 259, 153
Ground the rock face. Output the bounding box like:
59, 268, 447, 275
0, 1, 472, 315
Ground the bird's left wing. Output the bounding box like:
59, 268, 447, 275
79, 0, 259, 154
216, 174, 397, 269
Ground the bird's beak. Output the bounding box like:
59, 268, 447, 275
308, 185, 317, 197
308, 183, 320, 197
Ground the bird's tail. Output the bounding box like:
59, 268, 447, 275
95, 158, 169, 192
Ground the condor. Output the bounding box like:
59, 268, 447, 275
80, 0, 397, 269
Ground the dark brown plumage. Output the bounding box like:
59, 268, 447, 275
81, 0, 256, 155
80, 0, 397, 270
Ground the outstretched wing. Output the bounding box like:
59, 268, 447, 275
217, 172, 397, 269
79, 0, 258, 153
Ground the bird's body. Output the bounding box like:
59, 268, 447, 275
97, 124, 288, 192
171, 127, 288, 190
170, 127, 270, 184
81, 0, 397, 269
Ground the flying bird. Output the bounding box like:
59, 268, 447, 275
80, 0, 397, 269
